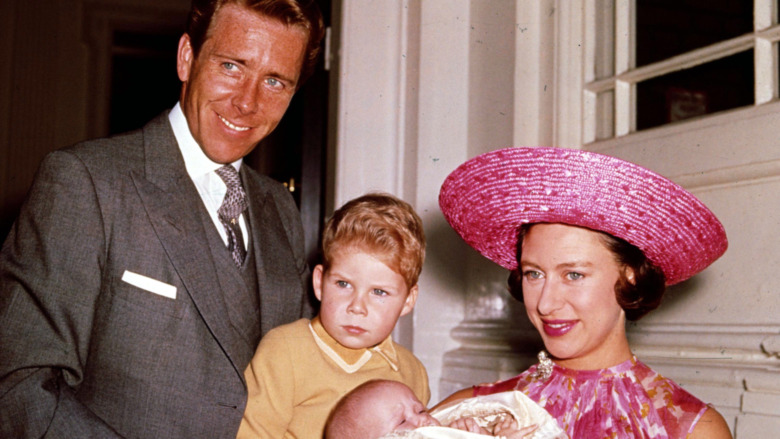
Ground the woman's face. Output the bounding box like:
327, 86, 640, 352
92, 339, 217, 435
519, 223, 632, 369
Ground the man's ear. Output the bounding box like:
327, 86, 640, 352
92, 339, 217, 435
399, 285, 419, 317
177, 33, 194, 82
312, 265, 324, 302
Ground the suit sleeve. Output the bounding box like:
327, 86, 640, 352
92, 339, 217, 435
0, 151, 122, 437
237, 324, 299, 439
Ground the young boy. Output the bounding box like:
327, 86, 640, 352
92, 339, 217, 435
324, 380, 551, 439
237, 193, 430, 439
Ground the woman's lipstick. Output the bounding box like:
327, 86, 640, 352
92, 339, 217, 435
541, 319, 577, 336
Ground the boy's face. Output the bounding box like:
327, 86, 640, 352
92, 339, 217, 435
313, 247, 418, 349
362, 382, 440, 437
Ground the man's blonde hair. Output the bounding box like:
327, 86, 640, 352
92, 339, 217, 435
320, 193, 426, 288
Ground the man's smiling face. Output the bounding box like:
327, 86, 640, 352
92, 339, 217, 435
176, 3, 308, 164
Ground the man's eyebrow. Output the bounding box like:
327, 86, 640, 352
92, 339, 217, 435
265, 69, 298, 85
210, 52, 299, 85
212, 52, 248, 65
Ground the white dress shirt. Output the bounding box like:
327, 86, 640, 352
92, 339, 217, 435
168, 102, 249, 249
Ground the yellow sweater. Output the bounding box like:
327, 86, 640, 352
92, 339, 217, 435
237, 317, 430, 439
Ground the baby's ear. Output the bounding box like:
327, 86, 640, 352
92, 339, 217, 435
400, 285, 419, 317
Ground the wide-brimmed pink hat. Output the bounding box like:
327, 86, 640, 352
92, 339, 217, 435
439, 147, 727, 285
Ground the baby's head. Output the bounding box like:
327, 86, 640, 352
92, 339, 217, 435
325, 380, 439, 439
314, 193, 426, 349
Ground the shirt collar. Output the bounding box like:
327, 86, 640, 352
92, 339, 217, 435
168, 101, 242, 178
309, 316, 399, 373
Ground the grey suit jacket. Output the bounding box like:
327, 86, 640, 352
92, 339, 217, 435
0, 113, 310, 438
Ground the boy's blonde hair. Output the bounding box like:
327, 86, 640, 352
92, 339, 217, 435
321, 193, 426, 288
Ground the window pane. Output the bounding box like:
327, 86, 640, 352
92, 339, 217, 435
636, 0, 753, 67
636, 50, 754, 131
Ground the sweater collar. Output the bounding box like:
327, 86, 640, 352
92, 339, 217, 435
309, 316, 399, 373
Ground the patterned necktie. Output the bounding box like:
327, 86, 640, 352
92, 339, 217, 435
215, 165, 248, 267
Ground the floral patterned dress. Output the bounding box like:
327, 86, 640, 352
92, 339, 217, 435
473, 355, 708, 438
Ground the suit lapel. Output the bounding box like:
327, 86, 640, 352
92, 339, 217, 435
241, 171, 301, 337
131, 114, 247, 378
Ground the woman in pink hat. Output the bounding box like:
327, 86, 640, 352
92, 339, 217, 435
436, 147, 732, 438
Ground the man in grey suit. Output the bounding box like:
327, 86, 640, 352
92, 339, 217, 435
0, 0, 324, 437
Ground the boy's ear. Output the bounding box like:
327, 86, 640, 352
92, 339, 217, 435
399, 285, 419, 317
312, 265, 324, 302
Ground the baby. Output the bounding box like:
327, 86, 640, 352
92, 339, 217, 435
325, 380, 551, 439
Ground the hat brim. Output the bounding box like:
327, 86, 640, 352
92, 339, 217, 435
438, 147, 727, 285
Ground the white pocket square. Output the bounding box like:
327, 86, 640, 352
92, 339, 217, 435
121, 270, 177, 299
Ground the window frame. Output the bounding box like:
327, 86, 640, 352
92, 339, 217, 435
571, 0, 780, 144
